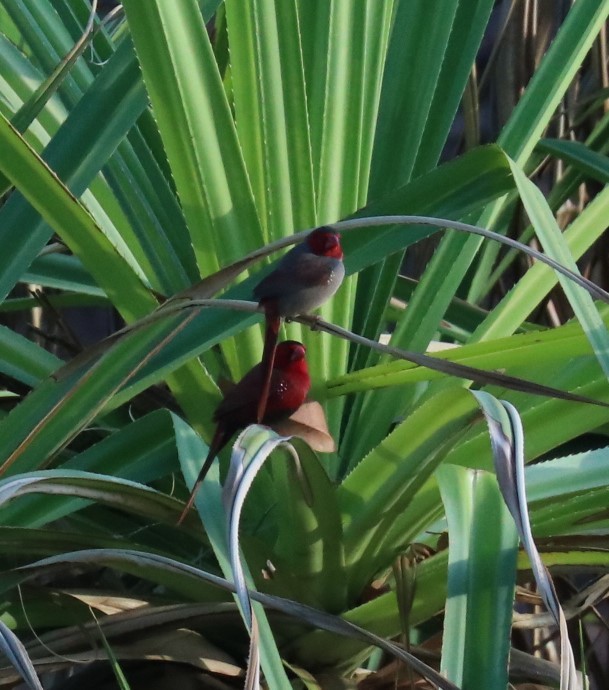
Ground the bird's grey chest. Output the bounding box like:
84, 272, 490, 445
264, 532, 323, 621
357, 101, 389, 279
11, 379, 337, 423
279, 255, 345, 315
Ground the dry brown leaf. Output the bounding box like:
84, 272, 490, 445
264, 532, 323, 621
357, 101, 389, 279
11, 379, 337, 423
272, 400, 336, 452
0, 629, 242, 686
61, 590, 149, 615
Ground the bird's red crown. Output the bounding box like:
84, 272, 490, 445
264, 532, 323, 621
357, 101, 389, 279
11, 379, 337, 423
306, 227, 343, 259
274, 340, 307, 368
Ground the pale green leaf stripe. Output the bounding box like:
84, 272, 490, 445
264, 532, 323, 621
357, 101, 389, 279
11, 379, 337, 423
296, 2, 395, 435
0, 112, 156, 323
122, 0, 263, 271
438, 465, 517, 689
356, 1, 394, 194
301, 0, 393, 216
225, 0, 318, 379
105, 138, 197, 295
370, 0, 459, 192
296, 0, 328, 185
520, 550, 609, 571
509, 158, 609, 379
122, 0, 262, 378
226, 0, 316, 236
352, 0, 457, 409
121, 129, 199, 286
316, 0, 388, 217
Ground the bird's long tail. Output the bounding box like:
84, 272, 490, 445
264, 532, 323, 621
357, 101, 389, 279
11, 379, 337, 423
257, 311, 281, 423
176, 425, 226, 525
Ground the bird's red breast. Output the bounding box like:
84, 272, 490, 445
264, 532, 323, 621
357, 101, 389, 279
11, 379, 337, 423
213, 341, 310, 431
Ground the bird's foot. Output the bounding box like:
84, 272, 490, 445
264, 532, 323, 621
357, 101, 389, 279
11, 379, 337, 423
309, 315, 322, 332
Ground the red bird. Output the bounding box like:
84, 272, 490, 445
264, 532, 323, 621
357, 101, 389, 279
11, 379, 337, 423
253, 227, 344, 422
177, 340, 310, 525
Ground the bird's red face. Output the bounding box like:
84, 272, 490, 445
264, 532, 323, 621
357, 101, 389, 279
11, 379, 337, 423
274, 340, 307, 369
306, 227, 343, 260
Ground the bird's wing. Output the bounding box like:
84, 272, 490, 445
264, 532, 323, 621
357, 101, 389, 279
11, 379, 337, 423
253, 251, 336, 301
213, 365, 262, 427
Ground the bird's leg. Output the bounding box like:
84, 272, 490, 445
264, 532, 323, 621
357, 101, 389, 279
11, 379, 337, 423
257, 307, 281, 423
308, 315, 322, 331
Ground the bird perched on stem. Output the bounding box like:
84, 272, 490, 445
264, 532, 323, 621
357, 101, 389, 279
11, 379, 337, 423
253, 227, 344, 423
177, 340, 310, 525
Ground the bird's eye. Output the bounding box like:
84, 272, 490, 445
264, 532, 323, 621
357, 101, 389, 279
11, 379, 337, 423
324, 235, 339, 250
308, 228, 341, 255
290, 346, 305, 361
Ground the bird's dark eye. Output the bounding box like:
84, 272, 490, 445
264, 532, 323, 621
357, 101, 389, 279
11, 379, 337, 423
324, 234, 339, 251
290, 346, 305, 361
308, 228, 340, 255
